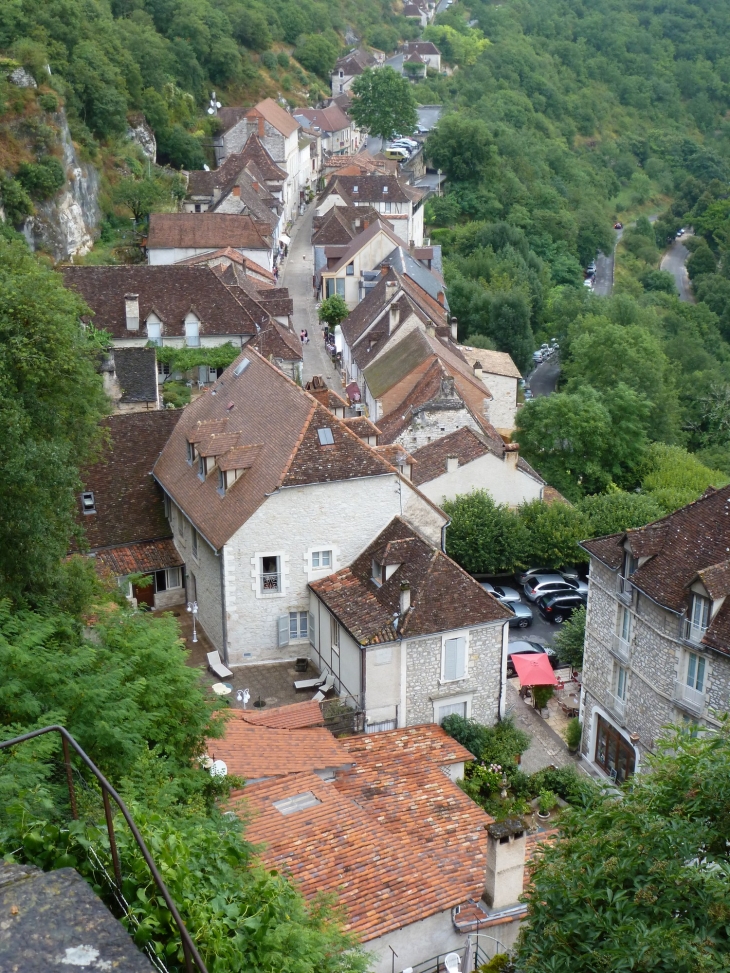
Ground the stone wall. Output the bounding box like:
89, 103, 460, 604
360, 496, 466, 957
170, 504, 225, 654
404, 622, 503, 726
394, 404, 483, 452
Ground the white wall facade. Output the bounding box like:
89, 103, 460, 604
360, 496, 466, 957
481, 372, 517, 433
417, 453, 544, 508
148, 245, 273, 270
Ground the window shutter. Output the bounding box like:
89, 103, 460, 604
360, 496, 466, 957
308, 612, 316, 646
455, 637, 466, 679
278, 615, 290, 647
444, 639, 457, 681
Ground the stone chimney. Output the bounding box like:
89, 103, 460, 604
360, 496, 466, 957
484, 819, 526, 910
446, 455, 458, 474
473, 360, 483, 380
426, 322, 436, 337
232, 184, 241, 197
380, 263, 390, 275
305, 376, 330, 409
399, 581, 411, 615
389, 302, 400, 333
124, 294, 139, 331
436, 290, 445, 306
504, 442, 519, 469
451, 316, 458, 341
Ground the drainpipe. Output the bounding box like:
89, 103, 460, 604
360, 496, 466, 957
441, 516, 451, 554
498, 621, 509, 721
219, 547, 230, 666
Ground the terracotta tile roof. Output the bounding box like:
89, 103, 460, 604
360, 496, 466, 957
310, 516, 511, 645
542, 485, 570, 504
457, 345, 522, 379
582, 486, 730, 655
323, 173, 412, 205
187, 151, 249, 196
251, 321, 302, 363
147, 213, 272, 251
311, 206, 382, 246
78, 411, 181, 552
208, 723, 351, 779
176, 248, 276, 283
234, 722, 491, 941
404, 40, 441, 56
375, 358, 446, 443
410, 427, 489, 486
94, 538, 183, 577
334, 49, 377, 74
232, 700, 324, 729
292, 105, 352, 134
62, 265, 259, 340
153, 350, 394, 550
374, 443, 415, 468
698, 559, 730, 600
250, 98, 300, 138
341, 416, 381, 440
235, 134, 288, 182
340, 723, 475, 764
326, 220, 403, 275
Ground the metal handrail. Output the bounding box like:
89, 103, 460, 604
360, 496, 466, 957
0, 725, 208, 973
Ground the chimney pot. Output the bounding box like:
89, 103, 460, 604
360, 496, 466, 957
232, 185, 241, 197
124, 294, 140, 331
473, 360, 483, 380
451, 316, 458, 342
437, 290, 445, 306
484, 818, 527, 910
504, 442, 519, 469
446, 455, 458, 474
399, 582, 411, 615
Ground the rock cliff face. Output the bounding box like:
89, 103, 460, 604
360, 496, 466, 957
22, 110, 101, 260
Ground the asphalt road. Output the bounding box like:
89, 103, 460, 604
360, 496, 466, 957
661, 232, 694, 302
528, 355, 560, 397
592, 226, 623, 297
509, 610, 557, 647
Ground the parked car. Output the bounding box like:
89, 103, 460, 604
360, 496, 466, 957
532, 351, 543, 364
506, 640, 559, 677
583, 278, 594, 288
537, 593, 586, 624
515, 566, 554, 585
614, 222, 623, 230
677, 227, 685, 238
523, 389, 534, 400
393, 137, 418, 149
480, 582, 522, 603
523, 574, 587, 602
383, 148, 409, 161
505, 601, 533, 629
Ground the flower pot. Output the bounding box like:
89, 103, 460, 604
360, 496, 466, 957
537, 810, 551, 821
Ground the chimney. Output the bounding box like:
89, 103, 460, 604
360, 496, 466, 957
451, 316, 458, 341
436, 290, 445, 306
426, 322, 436, 337
257, 115, 265, 137
484, 819, 526, 910
232, 185, 241, 197
504, 442, 519, 469
380, 263, 390, 275
252, 180, 259, 191
124, 294, 139, 331
446, 455, 458, 474
399, 582, 411, 615
473, 360, 483, 380
389, 302, 400, 333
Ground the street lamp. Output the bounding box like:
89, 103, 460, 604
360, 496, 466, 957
186, 600, 198, 643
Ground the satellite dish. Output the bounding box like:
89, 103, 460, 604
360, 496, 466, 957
210, 759, 228, 777
203, 164, 210, 171
207, 107, 215, 115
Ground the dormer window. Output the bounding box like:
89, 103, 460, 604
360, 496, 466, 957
187, 442, 195, 465
80, 491, 96, 515
146, 314, 162, 346
383, 186, 388, 193
353, 185, 359, 194
185, 313, 200, 347
198, 456, 206, 481
372, 559, 385, 586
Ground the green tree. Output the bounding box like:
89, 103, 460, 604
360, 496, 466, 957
15, 158, 66, 201
518, 500, 589, 569
0, 237, 108, 599
112, 175, 169, 222
349, 67, 418, 147
577, 490, 663, 537
640, 442, 727, 512
687, 242, 718, 280
318, 294, 349, 330
553, 605, 586, 669
0, 176, 33, 225
426, 115, 495, 183
487, 291, 535, 373
517, 723, 730, 971
296, 35, 339, 78
442, 490, 528, 574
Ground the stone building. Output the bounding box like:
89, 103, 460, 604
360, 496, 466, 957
152, 348, 449, 666
308, 517, 511, 730
579, 485, 730, 782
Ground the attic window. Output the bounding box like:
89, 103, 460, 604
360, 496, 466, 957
187, 442, 195, 465
80, 491, 96, 515
371, 559, 386, 586
353, 185, 359, 193
383, 186, 388, 193
273, 791, 322, 815
317, 427, 335, 446
233, 357, 251, 377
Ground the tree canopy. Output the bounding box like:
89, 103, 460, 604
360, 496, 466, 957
349, 67, 418, 145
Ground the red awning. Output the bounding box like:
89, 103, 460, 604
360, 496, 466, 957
511, 652, 558, 687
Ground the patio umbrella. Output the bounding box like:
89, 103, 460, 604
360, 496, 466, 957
511, 652, 558, 687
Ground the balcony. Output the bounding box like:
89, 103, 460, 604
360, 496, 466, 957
673, 679, 705, 716
261, 572, 281, 594
610, 633, 631, 664
606, 691, 626, 722
681, 617, 708, 646
617, 575, 634, 606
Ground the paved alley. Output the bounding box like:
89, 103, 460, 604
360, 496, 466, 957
279, 204, 342, 387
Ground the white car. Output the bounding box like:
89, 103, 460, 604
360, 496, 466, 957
480, 582, 522, 604
523, 574, 586, 602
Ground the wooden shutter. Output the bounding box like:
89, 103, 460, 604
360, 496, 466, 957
444, 637, 466, 680
308, 611, 316, 646
278, 614, 290, 647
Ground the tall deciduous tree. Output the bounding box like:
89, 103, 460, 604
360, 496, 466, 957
318, 295, 349, 330
442, 490, 528, 574
517, 500, 589, 568
518, 723, 730, 971
426, 115, 495, 183
349, 67, 418, 147
577, 490, 664, 536
0, 238, 108, 599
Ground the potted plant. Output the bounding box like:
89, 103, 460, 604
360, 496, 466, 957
565, 717, 582, 754
533, 685, 554, 716
537, 789, 558, 819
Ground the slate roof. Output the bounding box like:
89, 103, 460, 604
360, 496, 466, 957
79, 411, 181, 552
176, 247, 275, 283
112, 347, 158, 403
334, 49, 377, 76
341, 416, 381, 440
310, 516, 510, 645
251, 321, 302, 362
233, 700, 324, 729
62, 265, 259, 340
581, 485, 730, 655
234, 721, 490, 941
153, 349, 395, 550
187, 151, 249, 196
207, 723, 352, 779
377, 246, 448, 308
404, 41, 441, 56
94, 538, 183, 577
147, 213, 272, 251
323, 173, 412, 205
311, 205, 382, 246
324, 219, 403, 275
293, 105, 352, 135
235, 134, 288, 182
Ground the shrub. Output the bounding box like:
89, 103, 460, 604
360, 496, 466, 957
38, 92, 59, 112
538, 789, 559, 814
15, 157, 65, 200
161, 381, 191, 408
277, 52, 290, 68
532, 685, 554, 710
261, 51, 277, 72
0, 177, 33, 224
565, 718, 582, 750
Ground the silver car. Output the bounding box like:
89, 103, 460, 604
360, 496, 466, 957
505, 601, 533, 629
481, 582, 522, 604
523, 573, 584, 602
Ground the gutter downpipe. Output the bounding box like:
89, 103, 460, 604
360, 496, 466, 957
219, 546, 230, 667
441, 516, 451, 554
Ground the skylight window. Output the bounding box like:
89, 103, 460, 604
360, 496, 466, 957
273, 791, 322, 815
353, 185, 359, 193
317, 427, 335, 445
80, 491, 96, 515
233, 357, 250, 377
383, 186, 388, 193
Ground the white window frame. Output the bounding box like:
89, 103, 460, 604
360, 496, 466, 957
614, 663, 629, 701
306, 546, 337, 580
433, 693, 472, 724
155, 566, 183, 592
619, 605, 631, 643
146, 316, 162, 346
289, 610, 309, 641
311, 549, 332, 569
686, 650, 706, 693
330, 616, 340, 655
254, 551, 286, 599
441, 632, 468, 683
185, 313, 200, 347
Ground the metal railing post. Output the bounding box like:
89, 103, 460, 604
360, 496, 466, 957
62, 735, 78, 820
102, 787, 123, 891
